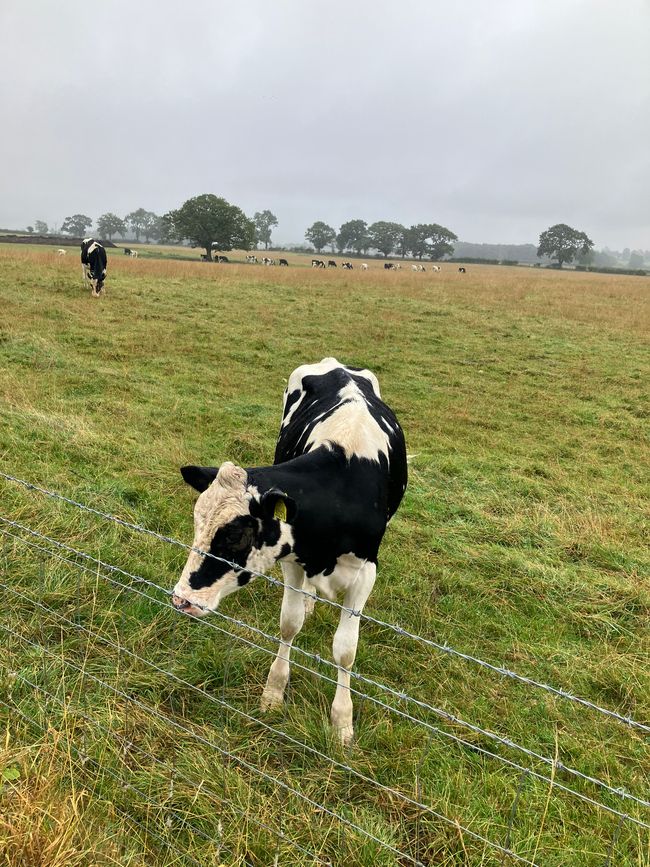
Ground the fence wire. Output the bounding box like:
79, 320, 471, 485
1, 471, 648, 865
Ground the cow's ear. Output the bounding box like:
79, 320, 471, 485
251, 488, 297, 523
180, 465, 220, 492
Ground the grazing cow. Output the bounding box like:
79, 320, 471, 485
130, 250, 138, 258
262, 256, 275, 266
124, 248, 132, 256
57, 249, 66, 256
458, 267, 466, 273
327, 260, 337, 268
80, 238, 107, 296
278, 258, 289, 266
361, 263, 368, 270
246, 255, 258, 264
431, 265, 441, 272
384, 262, 395, 270
341, 262, 353, 270
171, 357, 407, 745
215, 255, 229, 263
311, 259, 326, 268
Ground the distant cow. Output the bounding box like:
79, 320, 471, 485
246, 255, 258, 264
57, 249, 66, 256
384, 263, 395, 270
124, 248, 132, 256
262, 257, 275, 266
278, 258, 289, 266
341, 262, 353, 269
327, 260, 337, 268
312, 259, 325, 268
215, 255, 229, 263
411, 264, 425, 272
431, 265, 441, 272
80, 238, 107, 296
361, 263, 368, 270
171, 357, 407, 745
458, 267, 466, 273
130, 250, 138, 258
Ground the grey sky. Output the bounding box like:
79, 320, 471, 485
1, 0, 648, 249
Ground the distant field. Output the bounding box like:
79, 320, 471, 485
0, 247, 648, 865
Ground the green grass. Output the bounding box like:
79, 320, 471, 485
0, 247, 648, 866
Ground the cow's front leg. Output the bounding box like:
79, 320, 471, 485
261, 562, 306, 712
331, 561, 376, 746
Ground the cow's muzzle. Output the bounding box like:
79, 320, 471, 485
170, 594, 205, 616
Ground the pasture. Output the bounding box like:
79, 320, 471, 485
0, 247, 648, 866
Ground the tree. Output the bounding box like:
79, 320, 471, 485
26, 226, 34, 233
336, 219, 368, 255
96, 212, 127, 241
405, 223, 457, 260
34, 220, 48, 234
253, 210, 278, 249
125, 208, 150, 242
629, 251, 644, 269
155, 214, 179, 245
305, 221, 336, 254
367, 221, 403, 257
61, 214, 93, 236
396, 225, 412, 259
165, 194, 256, 260
537, 223, 594, 268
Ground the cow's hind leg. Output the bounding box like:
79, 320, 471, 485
261, 562, 307, 712
330, 561, 376, 746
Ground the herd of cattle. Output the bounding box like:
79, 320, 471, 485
70, 239, 468, 296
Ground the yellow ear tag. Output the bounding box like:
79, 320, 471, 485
273, 500, 287, 522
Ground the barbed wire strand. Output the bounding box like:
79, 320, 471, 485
3, 522, 648, 823
1, 471, 647, 736
1, 621, 541, 867
9, 579, 644, 841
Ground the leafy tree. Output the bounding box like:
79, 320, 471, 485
96, 212, 127, 241
405, 223, 457, 260
34, 220, 48, 234
537, 223, 594, 268
26, 226, 34, 233
141, 211, 160, 243
125, 208, 150, 242
336, 219, 368, 255
61, 214, 93, 236
367, 221, 403, 257
155, 214, 179, 245
253, 210, 278, 249
305, 221, 336, 254
629, 251, 644, 269
165, 194, 256, 260
396, 225, 412, 259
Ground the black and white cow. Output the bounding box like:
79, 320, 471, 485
327, 260, 337, 268
172, 358, 407, 745
124, 248, 132, 256
311, 259, 326, 268
458, 266, 466, 273
80, 238, 107, 296
216, 255, 229, 263
384, 262, 395, 270
246, 255, 258, 264
341, 262, 353, 269
278, 258, 289, 266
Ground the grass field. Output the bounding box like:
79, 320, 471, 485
0, 246, 648, 866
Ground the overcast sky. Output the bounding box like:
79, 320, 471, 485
1, 1, 648, 249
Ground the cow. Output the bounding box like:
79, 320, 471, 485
262, 257, 275, 266
80, 238, 107, 296
341, 262, 353, 270
431, 265, 441, 272
384, 262, 395, 270
56, 249, 66, 256
311, 259, 325, 268
124, 248, 132, 256
327, 260, 337, 268
171, 358, 408, 745
278, 258, 289, 266
246, 255, 258, 264
458, 267, 466, 273
215, 255, 229, 263
411, 264, 425, 272
130, 250, 138, 258
360, 263, 368, 270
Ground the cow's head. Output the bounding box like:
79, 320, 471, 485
171, 462, 296, 617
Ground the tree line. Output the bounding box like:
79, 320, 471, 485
29, 192, 618, 270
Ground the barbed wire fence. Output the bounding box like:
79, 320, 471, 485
1, 470, 648, 866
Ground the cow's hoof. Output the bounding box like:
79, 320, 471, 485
260, 689, 284, 712
335, 723, 354, 748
